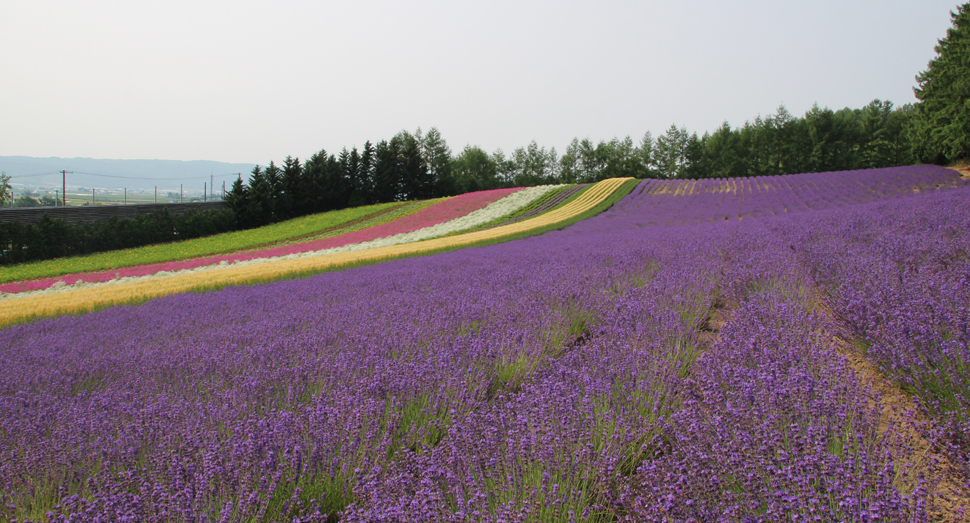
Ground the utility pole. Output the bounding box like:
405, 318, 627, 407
204, 182, 207, 202
60, 170, 72, 207
180, 184, 183, 203
92, 188, 95, 205
154, 186, 157, 204
55, 190, 59, 206
124, 188, 127, 205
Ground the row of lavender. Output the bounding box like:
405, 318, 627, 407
629, 164, 964, 226
1, 166, 965, 521
788, 185, 970, 477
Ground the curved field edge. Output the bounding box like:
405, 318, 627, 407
0, 187, 550, 297
210, 199, 438, 252
487, 183, 591, 228
7, 187, 519, 292
0, 178, 636, 328
0, 199, 445, 295
0, 200, 418, 284
448, 184, 586, 235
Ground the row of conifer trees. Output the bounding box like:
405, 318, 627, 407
225, 99, 928, 228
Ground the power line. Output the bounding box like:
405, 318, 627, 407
73, 171, 243, 181
6, 170, 243, 181
5, 171, 61, 179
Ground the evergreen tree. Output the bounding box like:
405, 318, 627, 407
244, 165, 274, 227
598, 136, 639, 180
423, 127, 455, 197
397, 132, 431, 200
559, 139, 581, 183
303, 150, 330, 213
280, 156, 302, 219
511, 141, 558, 186
342, 147, 367, 207
373, 140, 401, 203
636, 132, 661, 179
321, 153, 348, 211
858, 100, 898, 168
884, 104, 917, 167
913, 2, 970, 163
681, 133, 707, 179
703, 123, 744, 178
360, 141, 376, 204
577, 138, 601, 182
654, 125, 690, 178
802, 105, 853, 173
224, 174, 249, 219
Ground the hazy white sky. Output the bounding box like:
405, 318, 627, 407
0, 0, 959, 164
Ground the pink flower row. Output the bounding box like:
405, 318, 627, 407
1, 188, 520, 295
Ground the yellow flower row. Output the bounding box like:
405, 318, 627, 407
0, 200, 423, 284
0, 178, 632, 327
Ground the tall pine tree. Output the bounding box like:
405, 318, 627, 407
422, 127, 455, 197
373, 140, 401, 203
913, 2, 970, 163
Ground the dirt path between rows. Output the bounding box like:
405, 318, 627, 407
814, 298, 969, 521
949, 164, 970, 179
701, 290, 967, 520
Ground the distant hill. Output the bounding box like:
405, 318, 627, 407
0, 156, 257, 192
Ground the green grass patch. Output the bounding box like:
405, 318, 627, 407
271, 199, 441, 248
186, 179, 641, 294
0, 201, 411, 283
0, 180, 641, 330
172, 179, 641, 295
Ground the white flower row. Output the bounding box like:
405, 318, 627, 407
290, 184, 563, 257
1, 185, 565, 301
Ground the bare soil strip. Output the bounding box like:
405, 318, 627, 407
485, 184, 590, 229
701, 290, 967, 520
813, 298, 970, 521
836, 337, 969, 522
949, 164, 970, 179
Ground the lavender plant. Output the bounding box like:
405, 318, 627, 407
1, 165, 966, 521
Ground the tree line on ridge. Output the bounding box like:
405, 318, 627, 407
226, 99, 928, 228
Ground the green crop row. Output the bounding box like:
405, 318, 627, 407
269, 199, 443, 248
0, 201, 413, 283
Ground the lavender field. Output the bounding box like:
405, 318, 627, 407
1, 165, 968, 522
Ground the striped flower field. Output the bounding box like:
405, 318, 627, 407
1, 165, 968, 522
0, 179, 626, 327
0, 186, 527, 295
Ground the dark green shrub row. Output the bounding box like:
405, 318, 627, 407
0, 208, 236, 265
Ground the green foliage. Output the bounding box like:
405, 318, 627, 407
0, 202, 400, 279
0, 208, 237, 266
451, 145, 499, 192
396, 130, 433, 201
913, 2, 970, 163
653, 125, 691, 179
423, 127, 456, 197
508, 141, 559, 186
0, 172, 11, 206
12, 195, 40, 208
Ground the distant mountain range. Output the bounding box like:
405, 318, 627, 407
0, 156, 257, 192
